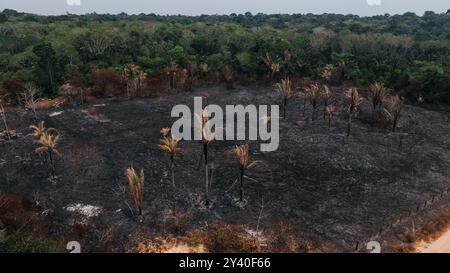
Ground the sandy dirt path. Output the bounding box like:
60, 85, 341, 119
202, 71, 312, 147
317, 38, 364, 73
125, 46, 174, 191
418, 228, 450, 253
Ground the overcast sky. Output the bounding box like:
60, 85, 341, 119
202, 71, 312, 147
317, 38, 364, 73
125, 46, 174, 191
0, 0, 449, 16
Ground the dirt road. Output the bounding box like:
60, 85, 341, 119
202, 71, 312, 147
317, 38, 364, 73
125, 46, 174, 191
419, 228, 450, 253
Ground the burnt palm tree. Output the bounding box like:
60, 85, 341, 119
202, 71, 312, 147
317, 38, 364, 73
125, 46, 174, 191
321, 64, 333, 83
305, 83, 321, 121
34, 130, 61, 176
195, 109, 219, 206
368, 82, 389, 114
160, 127, 171, 138
274, 77, 294, 119
230, 144, 263, 203
345, 88, 363, 136
28, 121, 57, 140
125, 166, 145, 216
156, 130, 183, 187
384, 95, 405, 132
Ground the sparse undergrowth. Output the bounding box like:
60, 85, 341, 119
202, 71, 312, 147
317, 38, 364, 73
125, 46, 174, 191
392, 213, 450, 253
0, 192, 64, 253
131, 219, 316, 253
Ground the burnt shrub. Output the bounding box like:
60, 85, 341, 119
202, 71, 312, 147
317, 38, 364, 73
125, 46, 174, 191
1, 78, 25, 105
89, 68, 124, 97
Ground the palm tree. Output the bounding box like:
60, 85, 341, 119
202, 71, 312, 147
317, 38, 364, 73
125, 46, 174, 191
274, 77, 294, 119
230, 144, 263, 203
34, 131, 61, 176
262, 53, 280, 80
28, 121, 57, 139
160, 127, 171, 137
321, 64, 333, 83
125, 166, 145, 216
368, 82, 389, 114
305, 83, 321, 121
156, 131, 183, 187
345, 88, 363, 136
384, 95, 405, 132
195, 109, 219, 206
124, 64, 146, 98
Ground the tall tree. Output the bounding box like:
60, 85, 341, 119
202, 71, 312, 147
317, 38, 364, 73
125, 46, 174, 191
32, 43, 59, 96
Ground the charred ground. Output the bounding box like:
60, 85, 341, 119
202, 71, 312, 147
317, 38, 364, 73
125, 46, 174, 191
1, 85, 449, 252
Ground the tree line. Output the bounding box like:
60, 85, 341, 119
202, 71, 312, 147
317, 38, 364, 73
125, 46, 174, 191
0, 9, 449, 104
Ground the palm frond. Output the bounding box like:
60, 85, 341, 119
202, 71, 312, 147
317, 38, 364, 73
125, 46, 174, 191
345, 87, 363, 114
156, 137, 183, 157
274, 77, 294, 99
125, 166, 145, 214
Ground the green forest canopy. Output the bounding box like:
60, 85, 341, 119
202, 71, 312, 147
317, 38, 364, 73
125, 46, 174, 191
0, 9, 449, 104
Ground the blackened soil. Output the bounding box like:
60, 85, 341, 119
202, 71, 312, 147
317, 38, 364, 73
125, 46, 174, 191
1, 85, 449, 252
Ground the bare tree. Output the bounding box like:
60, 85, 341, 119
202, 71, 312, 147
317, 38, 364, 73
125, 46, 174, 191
21, 83, 41, 120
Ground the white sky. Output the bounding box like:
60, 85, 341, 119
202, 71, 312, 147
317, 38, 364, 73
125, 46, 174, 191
0, 0, 449, 16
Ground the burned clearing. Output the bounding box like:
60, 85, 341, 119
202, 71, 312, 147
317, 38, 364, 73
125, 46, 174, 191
1, 85, 449, 252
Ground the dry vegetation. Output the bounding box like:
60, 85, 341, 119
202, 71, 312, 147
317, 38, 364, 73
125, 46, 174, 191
132, 219, 314, 253
392, 213, 450, 253
125, 166, 145, 217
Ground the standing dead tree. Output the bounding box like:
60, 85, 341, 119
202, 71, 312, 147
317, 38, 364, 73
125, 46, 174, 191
156, 128, 183, 187
125, 166, 145, 217
345, 88, 363, 137
195, 109, 219, 206
229, 144, 263, 203
34, 130, 61, 177
304, 83, 321, 121
274, 77, 294, 119
21, 83, 41, 120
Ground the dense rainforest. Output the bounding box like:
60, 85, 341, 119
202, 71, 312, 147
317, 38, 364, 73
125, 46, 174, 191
0, 9, 449, 104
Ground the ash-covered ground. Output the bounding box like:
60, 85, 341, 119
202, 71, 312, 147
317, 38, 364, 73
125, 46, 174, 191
1, 85, 449, 252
